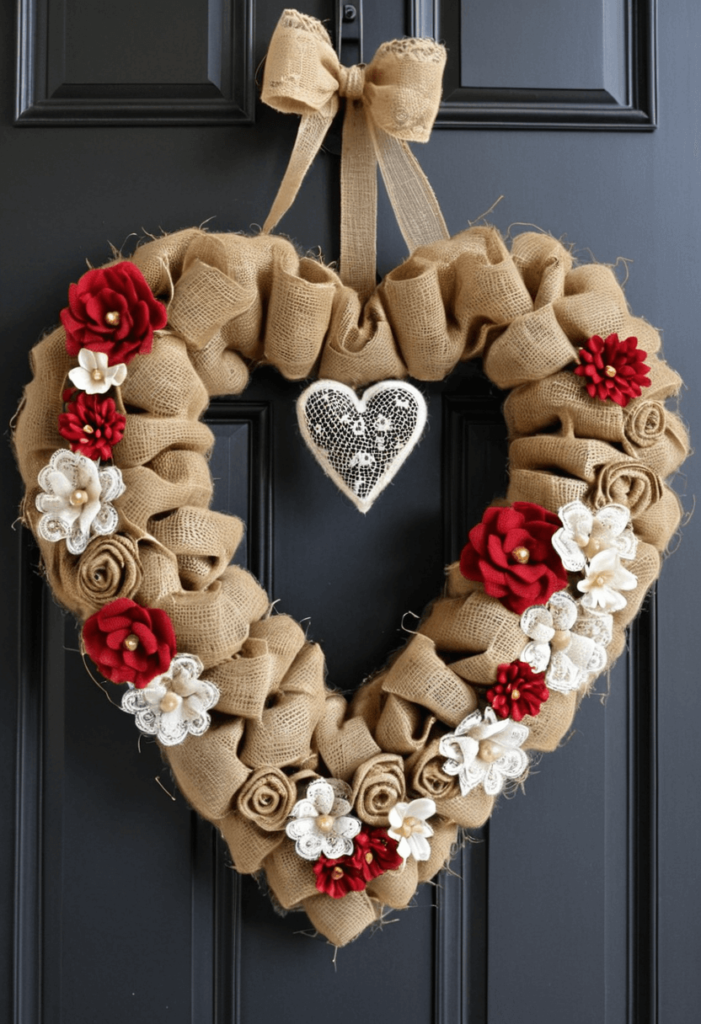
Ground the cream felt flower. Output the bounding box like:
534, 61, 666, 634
68, 348, 127, 394
439, 708, 529, 797
35, 449, 125, 555
553, 500, 637, 571
520, 590, 611, 694
286, 778, 362, 861
121, 653, 220, 747
387, 798, 436, 861
577, 548, 637, 613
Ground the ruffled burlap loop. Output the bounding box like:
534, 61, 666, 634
375, 694, 436, 755
367, 858, 418, 909
484, 304, 579, 389
149, 507, 243, 591
314, 694, 382, 781
382, 633, 478, 726
522, 690, 578, 752
434, 787, 495, 829
218, 813, 285, 875
510, 232, 573, 306
302, 891, 380, 947
166, 716, 250, 822
416, 818, 458, 883
351, 752, 406, 826
240, 642, 327, 768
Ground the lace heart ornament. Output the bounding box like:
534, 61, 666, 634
296, 380, 428, 512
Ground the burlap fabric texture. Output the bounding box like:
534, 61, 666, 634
13, 221, 689, 946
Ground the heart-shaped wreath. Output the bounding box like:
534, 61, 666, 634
12, 10, 689, 948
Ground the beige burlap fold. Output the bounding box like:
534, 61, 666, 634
13, 211, 688, 946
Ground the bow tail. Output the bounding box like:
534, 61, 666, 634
262, 111, 333, 236
370, 124, 449, 254
340, 100, 378, 301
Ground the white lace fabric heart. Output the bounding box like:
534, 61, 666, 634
296, 380, 428, 512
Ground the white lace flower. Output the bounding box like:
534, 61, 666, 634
439, 708, 529, 797
68, 348, 127, 394
387, 798, 436, 861
577, 548, 637, 613
35, 449, 125, 554
553, 501, 637, 571
121, 654, 220, 747
286, 778, 361, 861
520, 590, 611, 693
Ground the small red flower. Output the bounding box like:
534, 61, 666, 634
58, 389, 126, 460
459, 502, 569, 615
352, 828, 403, 882
487, 661, 549, 721
61, 261, 167, 365
313, 854, 367, 899
83, 598, 176, 688
574, 333, 651, 407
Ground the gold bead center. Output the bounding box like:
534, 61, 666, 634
317, 814, 335, 834
512, 546, 530, 564
595, 575, 607, 587
123, 634, 139, 651
331, 866, 345, 880
479, 739, 504, 763
604, 364, 617, 377
91, 368, 104, 382
551, 628, 571, 651
69, 488, 88, 506
105, 311, 121, 326
365, 851, 374, 864
83, 424, 95, 434
159, 692, 181, 714
511, 689, 521, 701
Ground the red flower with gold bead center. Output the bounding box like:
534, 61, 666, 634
574, 333, 651, 407
83, 598, 176, 688
352, 828, 403, 881
459, 502, 569, 615
487, 660, 549, 721
58, 389, 126, 461
313, 853, 367, 899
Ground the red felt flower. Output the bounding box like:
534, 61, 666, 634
83, 598, 176, 688
459, 502, 569, 615
61, 261, 167, 365
313, 854, 367, 899
352, 828, 404, 882
487, 660, 549, 721
58, 389, 126, 460
574, 333, 651, 407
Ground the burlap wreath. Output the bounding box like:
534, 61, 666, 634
11, 9, 689, 948
13, 223, 688, 945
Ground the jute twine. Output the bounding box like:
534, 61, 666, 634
13, 223, 688, 946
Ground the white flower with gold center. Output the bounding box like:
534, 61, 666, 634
286, 778, 361, 860
577, 548, 637, 613
520, 590, 611, 693
68, 348, 127, 394
439, 708, 529, 797
387, 798, 436, 861
121, 654, 220, 747
35, 449, 125, 554
553, 501, 637, 571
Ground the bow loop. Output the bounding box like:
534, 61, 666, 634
260, 9, 449, 300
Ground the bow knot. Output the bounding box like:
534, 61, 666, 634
261, 9, 449, 300
338, 64, 366, 102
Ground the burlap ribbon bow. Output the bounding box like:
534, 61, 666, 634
261, 9, 449, 300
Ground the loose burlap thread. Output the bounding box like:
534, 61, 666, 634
13, 223, 688, 946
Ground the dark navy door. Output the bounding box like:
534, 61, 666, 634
2, 2, 699, 1022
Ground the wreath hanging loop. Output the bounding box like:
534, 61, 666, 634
12, 8, 689, 949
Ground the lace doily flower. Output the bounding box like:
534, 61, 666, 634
439, 708, 529, 797
574, 333, 651, 406
68, 348, 127, 395
520, 590, 611, 694
577, 549, 637, 613
286, 778, 361, 861
58, 389, 126, 460
387, 798, 436, 861
121, 653, 220, 747
35, 449, 125, 555
552, 501, 637, 571
487, 660, 549, 720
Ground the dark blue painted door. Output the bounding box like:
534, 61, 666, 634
2, 2, 700, 1023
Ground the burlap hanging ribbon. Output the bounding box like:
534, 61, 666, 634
261, 9, 449, 299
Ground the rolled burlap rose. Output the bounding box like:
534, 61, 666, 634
75, 534, 143, 610
351, 753, 406, 826
235, 766, 297, 832
406, 738, 460, 801
590, 460, 663, 519
623, 399, 666, 449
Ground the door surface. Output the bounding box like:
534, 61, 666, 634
2, 2, 700, 1023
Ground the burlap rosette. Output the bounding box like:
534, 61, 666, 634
12, 9, 688, 948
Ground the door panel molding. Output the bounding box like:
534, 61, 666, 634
410, 0, 656, 130
15, 0, 254, 125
